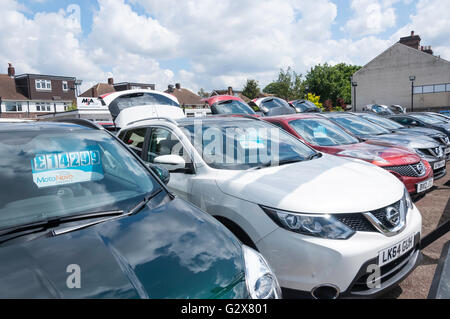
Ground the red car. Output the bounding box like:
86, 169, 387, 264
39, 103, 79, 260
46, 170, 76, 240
205, 95, 257, 116
264, 113, 434, 196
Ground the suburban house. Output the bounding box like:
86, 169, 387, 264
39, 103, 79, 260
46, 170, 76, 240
0, 63, 76, 118
352, 32, 450, 111
79, 78, 155, 97
210, 87, 251, 103
165, 83, 203, 108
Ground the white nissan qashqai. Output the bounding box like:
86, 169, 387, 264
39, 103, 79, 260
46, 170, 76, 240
117, 115, 422, 299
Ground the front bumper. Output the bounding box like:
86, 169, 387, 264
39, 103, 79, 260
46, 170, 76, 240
423, 156, 447, 180
256, 204, 422, 298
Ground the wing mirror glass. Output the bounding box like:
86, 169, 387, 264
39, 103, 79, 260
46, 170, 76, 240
146, 163, 170, 184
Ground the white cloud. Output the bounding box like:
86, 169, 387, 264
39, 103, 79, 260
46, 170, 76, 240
343, 0, 397, 37
1, 0, 449, 95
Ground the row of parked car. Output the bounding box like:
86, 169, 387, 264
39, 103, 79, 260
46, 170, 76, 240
0, 88, 449, 299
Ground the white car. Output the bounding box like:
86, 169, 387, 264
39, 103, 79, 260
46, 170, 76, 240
117, 115, 422, 298
99, 89, 185, 129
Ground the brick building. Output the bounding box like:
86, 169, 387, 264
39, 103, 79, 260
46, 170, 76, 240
0, 63, 76, 118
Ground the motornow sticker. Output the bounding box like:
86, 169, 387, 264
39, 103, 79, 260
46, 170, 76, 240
31, 148, 103, 188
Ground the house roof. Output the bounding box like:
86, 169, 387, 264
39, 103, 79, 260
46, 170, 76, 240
0, 74, 28, 101
164, 88, 203, 105
79, 83, 116, 97
353, 42, 450, 77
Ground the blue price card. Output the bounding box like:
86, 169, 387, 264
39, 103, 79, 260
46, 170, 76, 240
31, 147, 104, 188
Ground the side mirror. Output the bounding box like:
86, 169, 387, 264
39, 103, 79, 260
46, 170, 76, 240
154, 154, 188, 173
146, 163, 170, 184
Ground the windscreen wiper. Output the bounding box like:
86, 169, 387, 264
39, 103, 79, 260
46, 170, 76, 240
307, 153, 322, 161
54, 188, 163, 236
0, 209, 124, 244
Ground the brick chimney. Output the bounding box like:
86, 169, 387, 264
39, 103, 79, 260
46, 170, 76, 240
168, 85, 174, 93
422, 45, 433, 55
399, 31, 421, 50
227, 86, 233, 95
107, 77, 114, 85
175, 83, 181, 90
7, 63, 15, 77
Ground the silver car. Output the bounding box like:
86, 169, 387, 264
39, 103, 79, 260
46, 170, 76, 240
322, 113, 447, 179
355, 112, 450, 161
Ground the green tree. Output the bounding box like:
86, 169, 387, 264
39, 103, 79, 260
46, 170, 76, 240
304, 63, 361, 106
242, 79, 261, 99
197, 88, 209, 98
263, 67, 304, 101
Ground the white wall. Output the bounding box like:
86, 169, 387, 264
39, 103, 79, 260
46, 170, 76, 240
352, 43, 450, 111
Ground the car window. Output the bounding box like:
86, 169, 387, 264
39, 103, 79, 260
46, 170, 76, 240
411, 114, 446, 125
211, 100, 256, 115
109, 92, 180, 117
289, 118, 359, 146
147, 127, 185, 163
361, 114, 404, 130
122, 128, 147, 157
181, 120, 317, 170
331, 116, 390, 136
0, 128, 160, 230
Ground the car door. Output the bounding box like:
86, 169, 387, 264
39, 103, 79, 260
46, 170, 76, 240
144, 126, 193, 200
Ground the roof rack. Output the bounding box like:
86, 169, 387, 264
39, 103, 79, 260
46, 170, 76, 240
40, 118, 103, 130
125, 117, 179, 127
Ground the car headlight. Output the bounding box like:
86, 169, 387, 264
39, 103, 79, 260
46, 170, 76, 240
337, 150, 387, 164
242, 245, 281, 299
261, 206, 355, 239
403, 186, 413, 210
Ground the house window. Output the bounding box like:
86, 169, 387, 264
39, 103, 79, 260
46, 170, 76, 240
413, 86, 422, 94
35, 79, 52, 91
434, 84, 446, 93
446, 84, 450, 92
62, 81, 68, 91
131, 86, 142, 90
422, 85, 434, 93
5, 102, 23, 112
64, 102, 68, 111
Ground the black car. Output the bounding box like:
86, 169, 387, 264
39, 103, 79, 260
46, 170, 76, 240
249, 97, 296, 116
0, 119, 281, 299
289, 100, 321, 113
389, 113, 450, 139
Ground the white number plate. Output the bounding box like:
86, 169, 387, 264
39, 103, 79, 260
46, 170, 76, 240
378, 235, 414, 267
445, 147, 450, 154
434, 160, 445, 170
417, 178, 433, 193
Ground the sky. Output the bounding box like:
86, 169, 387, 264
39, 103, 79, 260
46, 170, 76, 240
1, 0, 449, 94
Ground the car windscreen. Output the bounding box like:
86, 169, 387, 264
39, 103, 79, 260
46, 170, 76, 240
289, 118, 359, 146
425, 113, 450, 123
372, 105, 395, 115
361, 114, 404, 130
262, 98, 290, 109
331, 115, 391, 136
109, 92, 180, 118
410, 114, 446, 124
181, 120, 317, 170
211, 99, 256, 115
0, 128, 159, 230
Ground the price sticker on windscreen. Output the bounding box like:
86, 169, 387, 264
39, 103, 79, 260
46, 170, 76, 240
238, 131, 265, 149
31, 148, 104, 188
313, 126, 327, 138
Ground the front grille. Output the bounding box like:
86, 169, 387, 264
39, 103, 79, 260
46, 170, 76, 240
370, 200, 402, 230
433, 136, 449, 145
384, 162, 425, 177
336, 215, 376, 232
335, 200, 402, 233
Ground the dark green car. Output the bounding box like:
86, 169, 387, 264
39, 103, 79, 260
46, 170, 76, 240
0, 120, 281, 299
